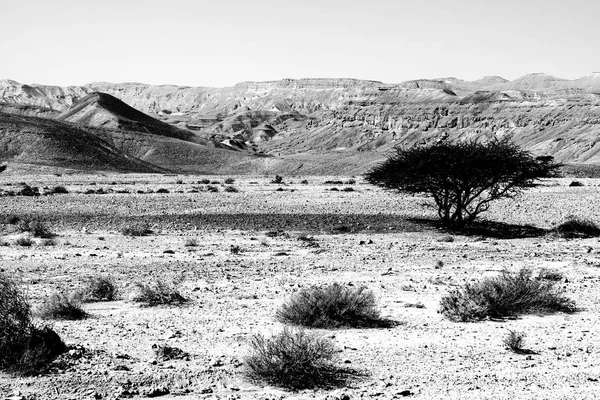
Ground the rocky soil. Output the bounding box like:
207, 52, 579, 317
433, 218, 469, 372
1, 174, 600, 399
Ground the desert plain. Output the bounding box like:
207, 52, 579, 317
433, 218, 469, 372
0, 173, 599, 400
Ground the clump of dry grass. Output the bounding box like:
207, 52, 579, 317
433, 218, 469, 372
276, 283, 391, 328
74, 276, 118, 302
36, 293, 88, 320
245, 328, 343, 389
17, 219, 55, 238
553, 215, 600, 238
440, 268, 576, 322
0, 274, 66, 374
130, 280, 187, 306
121, 224, 153, 237
503, 330, 527, 353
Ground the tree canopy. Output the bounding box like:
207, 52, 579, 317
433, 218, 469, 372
365, 139, 560, 229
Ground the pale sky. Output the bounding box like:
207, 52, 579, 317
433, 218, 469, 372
2, 0, 598, 87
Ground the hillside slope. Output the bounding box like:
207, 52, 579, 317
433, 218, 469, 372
0, 113, 163, 172
58, 92, 207, 144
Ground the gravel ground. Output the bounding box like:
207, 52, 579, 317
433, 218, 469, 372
1, 175, 600, 399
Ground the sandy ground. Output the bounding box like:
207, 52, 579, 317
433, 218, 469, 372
1, 175, 600, 399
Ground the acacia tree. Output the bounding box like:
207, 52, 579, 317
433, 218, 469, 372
365, 140, 559, 229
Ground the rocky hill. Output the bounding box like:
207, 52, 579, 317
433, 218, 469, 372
1, 73, 600, 173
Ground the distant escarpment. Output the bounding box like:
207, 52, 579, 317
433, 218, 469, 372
1, 73, 600, 173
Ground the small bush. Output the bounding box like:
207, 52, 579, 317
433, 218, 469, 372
553, 215, 600, 238
15, 237, 33, 247
75, 276, 117, 302
121, 224, 152, 237
36, 293, 88, 320
245, 328, 339, 389
271, 175, 283, 184
17, 185, 39, 196
297, 234, 319, 248
6, 215, 21, 225
537, 268, 563, 281
503, 330, 527, 353
184, 238, 199, 247
225, 177, 235, 184
17, 219, 55, 238
440, 268, 576, 322
225, 186, 239, 193
50, 186, 69, 194
130, 281, 187, 306
0, 274, 66, 374
276, 283, 387, 328
230, 245, 242, 255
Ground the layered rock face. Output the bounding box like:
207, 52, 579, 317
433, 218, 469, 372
1, 73, 600, 165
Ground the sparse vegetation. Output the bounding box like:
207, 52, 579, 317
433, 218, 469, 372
17, 218, 55, 238
365, 140, 560, 229
121, 224, 153, 237
553, 215, 600, 238
0, 274, 66, 375
276, 283, 389, 328
440, 268, 576, 322
15, 237, 33, 247
49, 185, 69, 194
537, 268, 564, 281
184, 238, 199, 247
130, 280, 187, 306
17, 185, 40, 196
503, 330, 527, 353
74, 276, 117, 302
245, 328, 341, 389
36, 293, 88, 320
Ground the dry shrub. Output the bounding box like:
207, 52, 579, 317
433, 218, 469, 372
50, 186, 69, 194
276, 283, 390, 328
0, 274, 65, 374
121, 224, 153, 237
130, 280, 187, 306
553, 215, 600, 238
245, 328, 346, 389
15, 237, 33, 247
184, 238, 199, 247
37, 293, 88, 320
440, 268, 576, 322
17, 219, 55, 238
74, 276, 117, 302
503, 330, 527, 353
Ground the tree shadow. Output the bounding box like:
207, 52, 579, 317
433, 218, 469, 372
407, 217, 549, 239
